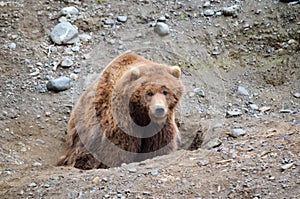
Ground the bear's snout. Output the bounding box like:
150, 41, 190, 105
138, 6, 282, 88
152, 104, 167, 118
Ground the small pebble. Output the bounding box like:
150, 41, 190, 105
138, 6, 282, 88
249, 104, 259, 110
28, 182, 37, 187
157, 16, 167, 22
226, 109, 243, 117
193, 88, 205, 97
204, 138, 222, 149
237, 86, 249, 96
151, 169, 159, 176
281, 163, 294, 171
104, 19, 115, 25
231, 128, 246, 138
128, 167, 137, 173
279, 109, 294, 114
197, 159, 209, 166
32, 162, 42, 167
61, 58, 74, 68
292, 92, 300, 98
222, 5, 240, 16
117, 16, 127, 23
92, 177, 100, 183
204, 9, 214, 16
8, 42, 16, 50
154, 22, 170, 36
61, 6, 79, 16
79, 34, 92, 42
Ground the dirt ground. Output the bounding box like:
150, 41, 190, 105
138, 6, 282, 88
0, 0, 299, 198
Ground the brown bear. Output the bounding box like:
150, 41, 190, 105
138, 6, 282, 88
57, 53, 184, 169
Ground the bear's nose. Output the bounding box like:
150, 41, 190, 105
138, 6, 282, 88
153, 105, 167, 118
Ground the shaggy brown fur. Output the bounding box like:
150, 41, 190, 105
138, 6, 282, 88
57, 53, 184, 169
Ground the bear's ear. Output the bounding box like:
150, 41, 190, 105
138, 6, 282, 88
128, 67, 140, 80
169, 66, 181, 78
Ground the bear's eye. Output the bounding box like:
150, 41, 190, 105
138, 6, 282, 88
147, 92, 154, 97
163, 91, 168, 96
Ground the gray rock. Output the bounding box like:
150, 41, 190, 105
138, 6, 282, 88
203, 138, 222, 149
47, 76, 72, 92
61, 58, 74, 68
249, 104, 259, 110
151, 169, 159, 176
28, 182, 37, 187
50, 22, 79, 45
61, 6, 79, 16
281, 163, 294, 170
222, 5, 240, 16
71, 46, 80, 52
79, 33, 92, 42
231, 128, 246, 138
157, 16, 167, 22
237, 86, 249, 96
203, 1, 211, 8
226, 109, 242, 117
104, 19, 115, 25
204, 9, 214, 16
32, 162, 42, 167
154, 22, 170, 36
8, 42, 16, 50
279, 109, 294, 114
193, 88, 205, 97
128, 167, 137, 173
117, 16, 127, 23
292, 92, 300, 98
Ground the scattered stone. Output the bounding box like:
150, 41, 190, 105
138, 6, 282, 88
197, 159, 209, 166
61, 6, 79, 16
50, 22, 79, 45
203, 138, 222, 149
226, 109, 242, 117
32, 162, 42, 167
154, 22, 170, 36
71, 46, 80, 52
61, 58, 74, 68
74, 68, 81, 73
279, 109, 294, 114
28, 182, 37, 188
157, 16, 167, 22
222, 5, 240, 16
104, 19, 115, 25
259, 106, 271, 112
230, 128, 246, 138
70, 73, 78, 80
151, 169, 159, 176
237, 86, 249, 96
8, 42, 16, 50
79, 34, 92, 42
212, 51, 221, 55
203, 1, 211, 8
193, 87, 205, 97
128, 167, 137, 173
249, 104, 259, 110
35, 139, 45, 146
102, 177, 108, 182
292, 92, 300, 98
92, 177, 100, 183
47, 76, 72, 92
117, 16, 127, 23
281, 163, 294, 171
204, 9, 214, 16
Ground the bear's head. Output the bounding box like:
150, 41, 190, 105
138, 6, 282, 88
112, 63, 184, 137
